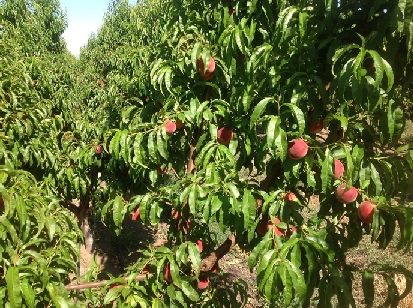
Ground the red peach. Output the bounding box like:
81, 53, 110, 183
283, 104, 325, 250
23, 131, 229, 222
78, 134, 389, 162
95, 145, 103, 154
358, 201, 376, 224
176, 119, 185, 129
130, 207, 140, 221
217, 127, 233, 146
334, 159, 345, 179
310, 117, 323, 134
284, 192, 298, 203
257, 218, 270, 236
171, 208, 179, 219
165, 120, 176, 135
331, 128, 345, 142
196, 240, 203, 252
288, 139, 308, 160
335, 183, 358, 204
198, 275, 209, 289
164, 263, 172, 282
272, 217, 284, 236
156, 165, 168, 175
197, 57, 215, 80
141, 264, 151, 274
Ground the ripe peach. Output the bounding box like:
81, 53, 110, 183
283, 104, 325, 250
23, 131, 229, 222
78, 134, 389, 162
358, 201, 375, 224
165, 120, 176, 135
130, 207, 140, 221
198, 275, 209, 289
288, 139, 308, 160
197, 57, 215, 80
95, 145, 103, 154
272, 217, 284, 236
141, 264, 151, 274
284, 192, 298, 203
334, 159, 344, 179
335, 183, 358, 204
309, 117, 323, 134
164, 263, 172, 282
171, 208, 179, 219
176, 119, 185, 129
257, 218, 270, 236
257, 217, 285, 236
156, 165, 168, 175
331, 128, 344, 142
196, 240, 203, 252
285, 226, 297, 239
217, 127, 233, 146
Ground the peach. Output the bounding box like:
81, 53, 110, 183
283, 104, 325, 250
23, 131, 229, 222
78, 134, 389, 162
358, 201, 375, 224
197, 57, 215, 80
335, 183, 358, 204
130, 207, 140, 221
164, 263, 172, 282
198, 275, 209, 289
171, 208, 179, 219
217, 127, 233, 146
257, 217, 285, 236
284, 192, 298, 203
196, 240, 203, 252
257, 218, 270, 236
156, 165, 168, 175
95, 145, 103, 154
285, 226, 297, 239
288, 139, 308, 160
0, 197, 4, 211
141, 264, 151, 274
165, 120, 176, 135
309, 117, 323, 134
176, 119, 185, 129
272, 217, 284, 236
331, 128, 344, 142
334, 159, 344, 179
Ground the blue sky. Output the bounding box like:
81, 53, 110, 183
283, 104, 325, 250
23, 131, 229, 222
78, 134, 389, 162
60, 0, 136, 57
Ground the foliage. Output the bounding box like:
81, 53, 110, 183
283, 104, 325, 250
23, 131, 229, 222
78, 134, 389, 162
2, 0, 413, 307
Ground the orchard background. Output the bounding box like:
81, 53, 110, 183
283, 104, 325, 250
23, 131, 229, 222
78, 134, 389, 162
1, 0, 413, 307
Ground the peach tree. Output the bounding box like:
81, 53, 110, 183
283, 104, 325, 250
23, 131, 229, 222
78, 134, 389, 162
80, 0, 413, 307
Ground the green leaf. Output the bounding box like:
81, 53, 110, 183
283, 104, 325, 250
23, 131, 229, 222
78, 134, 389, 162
250, 97, 273, 128
274, 127, 287, 161
248, 234, 272, 269
321, 149, 333, 194
179, 281, 199, 302
242, 189, 256, 230
282, 103, 305, 135
361, 270, 374, 305
6, 267, 21, 308
148, 131, 158, 161
109, 130, 122, 159
156, 128, 168, 160
332, 44, 360, 76
382, 58, 394, 92
21, 279, 35, 308
113, 195, 125, 228
188, 184, 198, 215
366, 50, 384, 88
187, 242, 201, 272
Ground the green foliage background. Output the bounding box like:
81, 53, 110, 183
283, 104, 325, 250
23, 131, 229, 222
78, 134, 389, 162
1, 0, 413, 307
